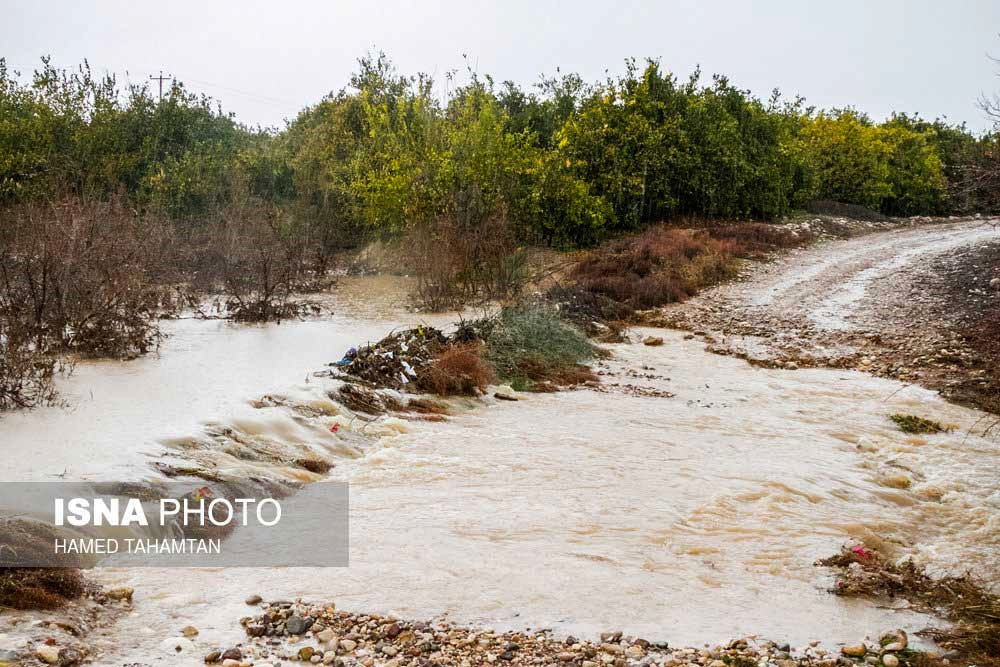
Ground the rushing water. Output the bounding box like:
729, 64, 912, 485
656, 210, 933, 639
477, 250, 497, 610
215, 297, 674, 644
1, 279, 998, 664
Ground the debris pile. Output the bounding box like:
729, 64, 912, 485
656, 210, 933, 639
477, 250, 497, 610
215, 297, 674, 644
333, 327, 447, 390
818, 545, 1000, 665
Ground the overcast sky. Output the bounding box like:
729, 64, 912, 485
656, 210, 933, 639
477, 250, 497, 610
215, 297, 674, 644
3, 0, 999, 132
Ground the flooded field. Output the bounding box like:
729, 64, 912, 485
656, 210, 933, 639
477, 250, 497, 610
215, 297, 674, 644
2, 269, 997, 663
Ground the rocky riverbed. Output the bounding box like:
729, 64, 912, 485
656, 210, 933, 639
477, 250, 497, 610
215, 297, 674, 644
182, 599, 932, 667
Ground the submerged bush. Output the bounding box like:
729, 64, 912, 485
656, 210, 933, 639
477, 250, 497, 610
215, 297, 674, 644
0, 336, 58, 411
0, 194, 165, 358
889, 413, 947, 434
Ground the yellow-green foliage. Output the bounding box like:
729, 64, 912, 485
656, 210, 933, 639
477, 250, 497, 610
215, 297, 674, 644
794, 110, 948, 216
0, 53, 991, 250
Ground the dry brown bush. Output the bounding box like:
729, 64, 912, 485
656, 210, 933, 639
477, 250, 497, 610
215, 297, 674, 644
0, 335, 59, 411
517, 357, 597, 388
0, 194, 168, 410
706, 222, 815, 257
417, 343, 495, 396
571, 227, 742, 310
190, 195, 308, 322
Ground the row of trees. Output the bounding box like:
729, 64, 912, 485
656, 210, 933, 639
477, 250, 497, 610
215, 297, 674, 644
2, 55, 998, 250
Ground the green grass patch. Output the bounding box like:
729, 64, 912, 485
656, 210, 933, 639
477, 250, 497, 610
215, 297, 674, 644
890, 413, 947, 434
479, 305, 595, 391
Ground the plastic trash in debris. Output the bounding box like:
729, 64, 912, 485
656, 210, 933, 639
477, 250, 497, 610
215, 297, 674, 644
329, 423, 340, 433
332, 347, 358, 367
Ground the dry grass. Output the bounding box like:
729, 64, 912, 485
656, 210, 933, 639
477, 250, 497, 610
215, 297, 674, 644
418, 343, 496, 396
516, 357, 597, 389
706, 222, 815, 257
0, 568, 86, 610
571, 227, 741, 310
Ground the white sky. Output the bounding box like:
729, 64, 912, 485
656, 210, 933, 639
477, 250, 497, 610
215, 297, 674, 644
3, 0, 999, 132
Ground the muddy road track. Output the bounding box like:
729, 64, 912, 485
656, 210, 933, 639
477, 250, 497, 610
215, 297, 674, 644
663, 218, 1000, 415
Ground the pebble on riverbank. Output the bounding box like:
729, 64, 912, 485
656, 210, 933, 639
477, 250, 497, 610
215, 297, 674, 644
200, 599, 942, 667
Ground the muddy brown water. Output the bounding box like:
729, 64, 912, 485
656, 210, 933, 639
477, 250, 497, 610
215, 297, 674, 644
0, 273, 998, 664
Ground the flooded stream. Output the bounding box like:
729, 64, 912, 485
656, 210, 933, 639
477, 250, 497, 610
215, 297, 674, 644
1, 278, 998, 664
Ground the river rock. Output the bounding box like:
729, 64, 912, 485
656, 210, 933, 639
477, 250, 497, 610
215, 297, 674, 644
842, 643, 867, 657
222, 660, 240, 667
298, 646, 315, 660
316, 628, 335, 643
322, 650, 338, 664
882, 655, 899, 667
181, 625, 199, 637
493, 386, 519, 401
106, 587, 134, 602
35, 646, 60, 664
880, 630, 907, 651
642, 336, 664, 347
57, 647, 83, 665
340, 639, 357, 652
160, 637, 195, 655
990, 277, 1000, 289
204, 650, 222, 662
245, 594, 263, 605
286, 615, 309, 634
221, 647, 242, 660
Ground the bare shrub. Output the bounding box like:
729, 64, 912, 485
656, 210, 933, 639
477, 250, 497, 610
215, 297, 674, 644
0, 334, 59, 410
0, 194, 165, 358
200, 196, 308, 322
706, 222, 815, 257
409, 213, 528, 310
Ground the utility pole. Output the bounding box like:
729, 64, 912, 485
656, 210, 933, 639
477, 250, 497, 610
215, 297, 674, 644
149, 71, 171, 102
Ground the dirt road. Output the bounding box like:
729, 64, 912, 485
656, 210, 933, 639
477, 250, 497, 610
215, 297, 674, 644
663, 217, 1000, 414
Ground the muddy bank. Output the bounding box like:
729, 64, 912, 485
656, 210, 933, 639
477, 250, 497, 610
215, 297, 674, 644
657, 218, 1000, 416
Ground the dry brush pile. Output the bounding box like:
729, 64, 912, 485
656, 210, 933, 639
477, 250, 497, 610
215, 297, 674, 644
331, 304, 597, 402
819, 546, 1000, 667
